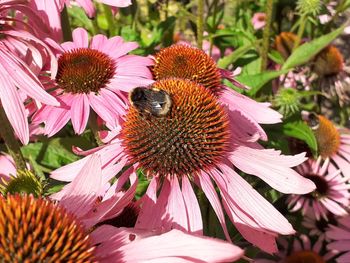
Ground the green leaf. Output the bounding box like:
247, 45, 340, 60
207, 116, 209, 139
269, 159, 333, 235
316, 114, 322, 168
282, 119, 318, 155
282, 26, 345, 70
268, 50, 285, 65
235, 69, 289, 96
21, 136, 92, 170
217, 44, 253, 69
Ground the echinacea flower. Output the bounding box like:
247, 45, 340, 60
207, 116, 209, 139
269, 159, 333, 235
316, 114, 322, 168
52, 77, 316, 252
327, 215, 350, 262
255, 234, 336, 262
313, 45, 350, 106
287, 157, 350, 220
33, 28, 153, 136
252, 12, 266, 30
305, 113, 350, 178
302, 211, 336, 238
0, 0, 59, 144
22, 154, 242, 263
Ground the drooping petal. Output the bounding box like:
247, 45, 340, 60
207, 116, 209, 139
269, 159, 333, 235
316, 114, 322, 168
0, 68, 29, 144
52, 154, 102, 218
213, 165, 295, 235
228, 144, 315, 194
91, 226, 243, 263
70, 94, 90, 134
182, 176, 203, 234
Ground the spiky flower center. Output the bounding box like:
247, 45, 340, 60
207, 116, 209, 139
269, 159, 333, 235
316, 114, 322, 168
286, 250, 325, 263
313, 115, 340, 158
122, 79, 230, 177
0, 194, 95, 262
314, 45, 344, 76
56, 48, 116, 94
304, 173, 329, 199
153, 45, 222, 95
274, 32, 300, 59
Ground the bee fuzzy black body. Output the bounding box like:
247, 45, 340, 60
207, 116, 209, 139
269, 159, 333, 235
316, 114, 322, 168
129, 87, 172, 117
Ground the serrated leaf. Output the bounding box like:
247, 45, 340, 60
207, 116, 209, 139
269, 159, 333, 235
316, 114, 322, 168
282, 26, 345, 70
282, 120, 318, 155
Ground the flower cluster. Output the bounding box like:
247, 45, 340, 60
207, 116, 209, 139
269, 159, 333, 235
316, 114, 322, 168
0, 0, 350, 262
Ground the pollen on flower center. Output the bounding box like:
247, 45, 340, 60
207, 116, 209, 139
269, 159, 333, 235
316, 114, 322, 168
122, 78, 230, 177
153, 45, 222, 95
56, 48, 116, 94
303, 173, 329, 199
313, 115, 340, 158
286, 250, 325, 263
0, 194, 96, 262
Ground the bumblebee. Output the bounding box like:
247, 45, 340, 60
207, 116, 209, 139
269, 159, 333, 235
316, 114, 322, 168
129, 87, 172, 117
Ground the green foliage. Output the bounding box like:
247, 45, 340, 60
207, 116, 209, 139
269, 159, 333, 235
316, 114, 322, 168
21, 136, 91, 170
282, 26, 346, 70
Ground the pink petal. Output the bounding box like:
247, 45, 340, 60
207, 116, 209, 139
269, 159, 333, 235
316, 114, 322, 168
0, 67, 29, 144
92, 226, 243, 263
135, 177, 160, 229
101, 0, 132, 7
229, 145, 315, 194
220, 86, 282, 124
52, 154, 102, 218
72, 27, 89, 47
234, 223, 278, 254
0, 49, 59, 106
82, 176, 137, 228
70, 94, 90, 134
213, 165, 295, 235
90, 34, 108, 50
196, 172, 231, 241
182, 176, 203, 234
75, 0, 96, 17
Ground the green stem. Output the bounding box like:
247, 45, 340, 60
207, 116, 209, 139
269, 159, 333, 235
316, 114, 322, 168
88, 112, 103, 146
293, 13, 307, 50
197, 0, 204, 49
0, 106, 26, 171
61, 5, 72, 41
103, 4, 115, 36
260, 0, 273, 71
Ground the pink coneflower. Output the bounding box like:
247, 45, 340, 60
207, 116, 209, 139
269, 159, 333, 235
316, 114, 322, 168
52, 77, 316, 253
255, 234, 336, 262
46, 154, 244, 262
305, 113, 350, 178
327, 215, 350, 262
252, 12, 266, 30
0, 0, 59, 144
302, 211, 337, 239
287, 157, 350, 220
33, 27, 153, 136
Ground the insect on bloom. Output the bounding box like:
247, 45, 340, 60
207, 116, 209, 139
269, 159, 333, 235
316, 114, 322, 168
51, 45, 316, 253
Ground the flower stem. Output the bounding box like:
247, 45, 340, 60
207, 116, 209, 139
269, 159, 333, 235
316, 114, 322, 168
260, 0, 273, 71
197, 0, 204, 49
103, 4, 115, 36
0, 106, 26, 171
88, 112, 103, 146
61, 5, 72, 41
293, 13, 307, 50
